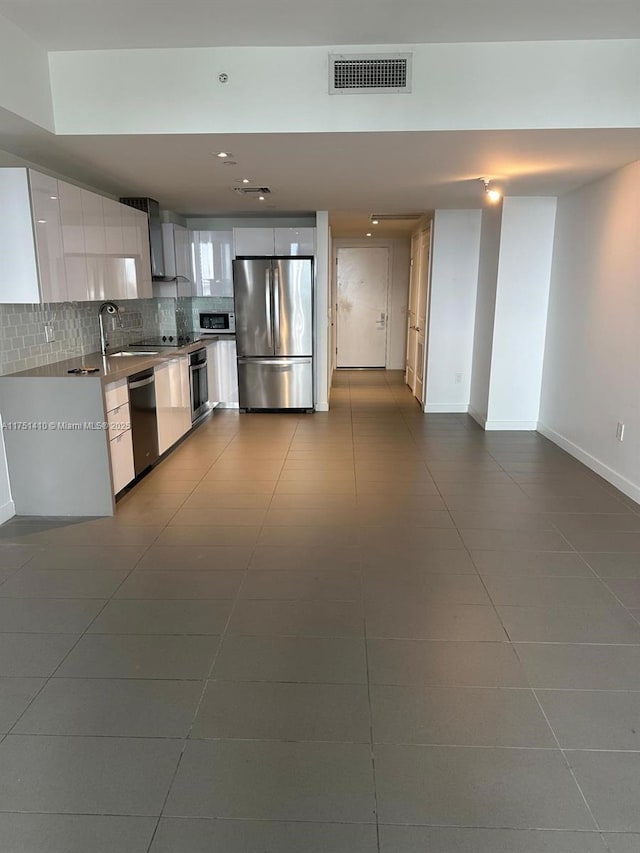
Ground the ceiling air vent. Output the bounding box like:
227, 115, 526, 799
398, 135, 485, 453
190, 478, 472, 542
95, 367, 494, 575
234, 186, 271, 196
329, 53, 412, 94
371, 213, 422, 222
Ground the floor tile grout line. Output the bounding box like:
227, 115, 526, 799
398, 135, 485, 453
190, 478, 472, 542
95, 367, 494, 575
348, 373, 383, 853
549, 526, 640, 633
0, 521, 161, 741
147, 410, 302, 846
142, 413, 245, 853
530, 686, 606, 839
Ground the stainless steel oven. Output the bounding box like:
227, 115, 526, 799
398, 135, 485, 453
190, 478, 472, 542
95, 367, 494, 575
189, 348, 209, 422
200, 311, 235, 335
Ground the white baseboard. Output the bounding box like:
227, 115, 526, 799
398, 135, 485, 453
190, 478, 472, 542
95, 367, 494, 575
468, 407, 486, 429
485, 419, 539, 431
0, 499, 15, 524
315, 403, 329, 412
538, 423, 640, 505
424, 404, 469, 413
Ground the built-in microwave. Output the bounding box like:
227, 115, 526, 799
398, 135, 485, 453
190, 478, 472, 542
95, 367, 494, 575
200, 311, 235, 335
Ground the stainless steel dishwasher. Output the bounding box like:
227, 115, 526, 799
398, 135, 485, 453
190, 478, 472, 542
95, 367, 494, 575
128, 369, 160, 476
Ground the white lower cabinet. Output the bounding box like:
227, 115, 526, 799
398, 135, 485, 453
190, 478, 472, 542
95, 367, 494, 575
155, 356, 191, 455
109, 430, 135, 494
207, 339, 239, 408
105, 380, 135, 495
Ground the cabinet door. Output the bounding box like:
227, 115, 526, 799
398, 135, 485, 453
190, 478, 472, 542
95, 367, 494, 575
155, 358, 191, 455
135, 209, 153, 299
233, 227, 275, 256
0, 169, 40, 303
174, 225, 193, 283
217, 339, 239, 406
81, 190, 107, 301
177, 356, 192, 434
110, 430, 135, 494
193, 231, 234, 297
102, 197, 126, 300
58, 181, 89, 301
274, 227, 315, 256
28, 171, 67, 303
206, 342, 219, 404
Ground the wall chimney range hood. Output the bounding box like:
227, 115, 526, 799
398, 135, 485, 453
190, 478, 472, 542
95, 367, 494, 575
120, 196, 171, 281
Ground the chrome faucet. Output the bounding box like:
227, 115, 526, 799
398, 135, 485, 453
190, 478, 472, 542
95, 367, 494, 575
98, 301, 124, 355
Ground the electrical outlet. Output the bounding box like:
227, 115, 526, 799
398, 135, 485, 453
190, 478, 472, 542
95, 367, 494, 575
44, 325, 55, 343
616, 422, 625, 441
455, 373, 463, 384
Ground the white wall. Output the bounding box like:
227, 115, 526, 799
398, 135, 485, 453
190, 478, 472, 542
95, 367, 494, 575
469, 203, 502, 424
0, 13, 54, 131
487, 196, 557, 428
332, 237, 410, 371
539, 161, 640, 502
48, 40, 640, 135
314, 211, 330, 411
425, 210, 481, 412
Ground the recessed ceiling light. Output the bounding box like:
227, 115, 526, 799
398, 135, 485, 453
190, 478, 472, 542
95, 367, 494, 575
49, 196, 57, 200
366, 232, 372, 237
216, 151, 230, 158
242, 178, 250, 184
371, 219, 379, 225
37, 219, 47, 224
258, 195, 266, 201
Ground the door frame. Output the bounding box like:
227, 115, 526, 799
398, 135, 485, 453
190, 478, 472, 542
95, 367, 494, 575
405, 222, 433, 408
332, 239, 393, 369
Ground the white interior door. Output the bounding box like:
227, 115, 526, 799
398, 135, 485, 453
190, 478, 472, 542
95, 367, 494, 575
336, 247, 389, 368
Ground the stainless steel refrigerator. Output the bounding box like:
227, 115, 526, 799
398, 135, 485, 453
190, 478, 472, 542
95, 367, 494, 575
233, 257, 314, 410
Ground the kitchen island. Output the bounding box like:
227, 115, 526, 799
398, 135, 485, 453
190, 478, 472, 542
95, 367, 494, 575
0, 340, 223, 517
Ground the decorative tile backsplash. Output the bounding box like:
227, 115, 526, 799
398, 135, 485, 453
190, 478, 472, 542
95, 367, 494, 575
0, 296, 230, 376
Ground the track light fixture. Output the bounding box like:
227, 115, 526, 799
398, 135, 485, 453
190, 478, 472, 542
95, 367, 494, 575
482, 178, 502, 203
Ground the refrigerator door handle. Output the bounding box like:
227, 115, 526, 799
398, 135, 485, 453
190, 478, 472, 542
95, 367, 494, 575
273, 265, 281, 353
265, 266, 274, 350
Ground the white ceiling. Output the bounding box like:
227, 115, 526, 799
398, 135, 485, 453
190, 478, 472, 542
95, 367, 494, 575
1, 115, 638, 234
0, 114, 638, 231
0, 0, 639, 50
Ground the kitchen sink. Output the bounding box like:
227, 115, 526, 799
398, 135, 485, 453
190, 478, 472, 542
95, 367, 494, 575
110, 350, 160, 357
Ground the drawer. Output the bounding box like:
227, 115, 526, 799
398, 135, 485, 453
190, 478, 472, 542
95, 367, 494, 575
104, 378, 128, 412
107, 401, 131, 440
109, 428, 135, 494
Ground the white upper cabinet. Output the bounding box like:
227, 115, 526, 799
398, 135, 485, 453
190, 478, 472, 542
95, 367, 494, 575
0, 168, 154, 304
233, 227, 275, 256
162, 223, 192, 281
274, 227, 315, 256
234, 226, 316, 257
0, 169, 45, 304
134, 209, 153, 299
192, 230, 234, 297
82, 189, 107, 301
157, 223, 193, 297
58, 180, 90, 302
28, 171, 67, 303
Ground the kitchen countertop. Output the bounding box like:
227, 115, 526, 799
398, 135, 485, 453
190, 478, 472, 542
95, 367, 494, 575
3, 337, 223, 385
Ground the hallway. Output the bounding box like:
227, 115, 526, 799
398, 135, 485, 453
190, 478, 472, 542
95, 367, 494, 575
0, 370, 639, 851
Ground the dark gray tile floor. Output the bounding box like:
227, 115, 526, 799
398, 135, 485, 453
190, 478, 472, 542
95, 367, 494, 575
0, 369, 639, 851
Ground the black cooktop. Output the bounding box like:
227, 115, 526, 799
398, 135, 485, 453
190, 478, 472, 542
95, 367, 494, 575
134, 333, 201, 347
